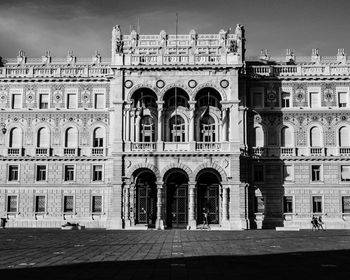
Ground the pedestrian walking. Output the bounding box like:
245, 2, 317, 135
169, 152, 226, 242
202, 207, 210, 229
318, 216, 325, 231
311, 215, 319, 230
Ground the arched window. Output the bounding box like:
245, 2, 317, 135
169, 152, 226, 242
339, 126, 350, 147
170, 115, 185, 142
65, 127, 78, 148
200, 115, 216, 142
198, 95, 220, 108
168, 96, 188, 108
93, 127, 104, 147
281, 126, 293, 147
9, 127, 21, 147
140, 116, 155, 142
37, 127, 50, 147
253, 126, 264, 147
310, 126, 322, 147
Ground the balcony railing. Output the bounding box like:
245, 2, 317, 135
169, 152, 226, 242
92, 148, 105, 156
339, 147, 350, 156
280, 147, 295, 156
8, 148, 22, 156
36, 148, 49, 156
251, 147, 267, 156
310, 147, 324, 156
196, 142, 221, 151
64, 148, 78, 156
131, 142, 156, 151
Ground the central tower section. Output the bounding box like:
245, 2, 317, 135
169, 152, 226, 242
108, 25, 247, 230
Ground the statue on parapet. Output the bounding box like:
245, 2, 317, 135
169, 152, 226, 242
159, 30, 167, 49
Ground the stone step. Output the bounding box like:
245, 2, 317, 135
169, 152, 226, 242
275, 227, 300, 231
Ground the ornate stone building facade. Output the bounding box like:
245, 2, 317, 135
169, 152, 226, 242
1, 24, 350, 229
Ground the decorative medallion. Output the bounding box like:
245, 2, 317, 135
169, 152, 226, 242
53, 90, 63, 103
0, 92, 7, 103
267, 90, 276, 102
188, 80, 197, 88
81, 90, 90, 103
156, 80, 165, 89
295, 88, 305, 102
124, 80, 133, 89
341, 115, 347, 121
26, 90, 35, 103
220, 79, 229, 88
324, 88, 334, 102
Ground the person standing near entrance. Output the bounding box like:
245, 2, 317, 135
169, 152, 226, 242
202, 207, 210, 229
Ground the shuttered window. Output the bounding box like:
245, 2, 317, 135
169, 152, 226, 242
339, 92, 347, 107
7, 196, 17, 213
92, 196, 102, 213
310, 92, 320, 108
63, 196, 74, 213
35, 196, 45, 213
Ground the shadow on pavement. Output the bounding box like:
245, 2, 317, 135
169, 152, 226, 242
1, 249, 350, 280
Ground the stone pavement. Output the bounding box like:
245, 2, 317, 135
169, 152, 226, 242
1, 229, 350, 279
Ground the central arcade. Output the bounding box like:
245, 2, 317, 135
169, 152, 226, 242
108, 24, 248, 230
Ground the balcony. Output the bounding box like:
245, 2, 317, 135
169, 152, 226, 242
280, 147, 296, 157
196, 142, 221, 151
7, 148, 22, 156
91, 148, 106, 156
310, 147, 325, 156
131, 142, 156, 152
339, 147, 350, 156
251, 147, 267, 156
64, 148, 78, 156
163, 142, 190, 152
36, 148, 50, 156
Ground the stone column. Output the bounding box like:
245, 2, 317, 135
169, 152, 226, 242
188, 181, 197, 229
189, 101, 196, 150
135, 110, 141, 142
221, 106, 228, 142
156, 181, 164, 229
130, 109, 135, 142
156, 101, 164, 151
129, 183, 136, 226
123, 180, 131, 228
222, 184, 230, 227
124, 103, 131, 141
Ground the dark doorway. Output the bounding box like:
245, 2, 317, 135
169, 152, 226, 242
136, 171, 157, 226
197, 171, 220, 225
165, 170, 188, 228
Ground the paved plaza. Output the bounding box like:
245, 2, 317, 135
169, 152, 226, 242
1, 229, 350, 279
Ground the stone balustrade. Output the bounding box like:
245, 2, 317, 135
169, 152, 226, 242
0, 65, 111, 78
247, 64, 350, 77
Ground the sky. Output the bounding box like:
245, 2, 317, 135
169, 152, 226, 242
0, 0, 350, 59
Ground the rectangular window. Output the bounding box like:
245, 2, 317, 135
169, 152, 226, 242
339, 92, 348, 108
8, 165, 19, 181
252, 92, 263, 108
281, 92, 290, 108
7, 196, 17, 213
311, 165, 321, 182
283, 196, 293, 213
64, 165, 75, 181
310, 92, 320, 108
94, 93, 104, 109
254, 165, 264, 182
63, 196, 74, 213
36, 165, 47, 181
312, 196, 322, 213
12, 94, 22, 109
341, 165, 350, 182
283, 165, 293, 182
67, 93, 77, 109
35, 196, 45, 213
92, 196, 102, 213
342, 196, 350, 213
254, 196, 264, 213
39, 93, 49, 109
93, 165, 103, 181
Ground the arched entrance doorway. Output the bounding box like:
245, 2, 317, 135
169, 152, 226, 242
135, 170, 157, 226
164, 169, 188, 228
196, 169, 221, 225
